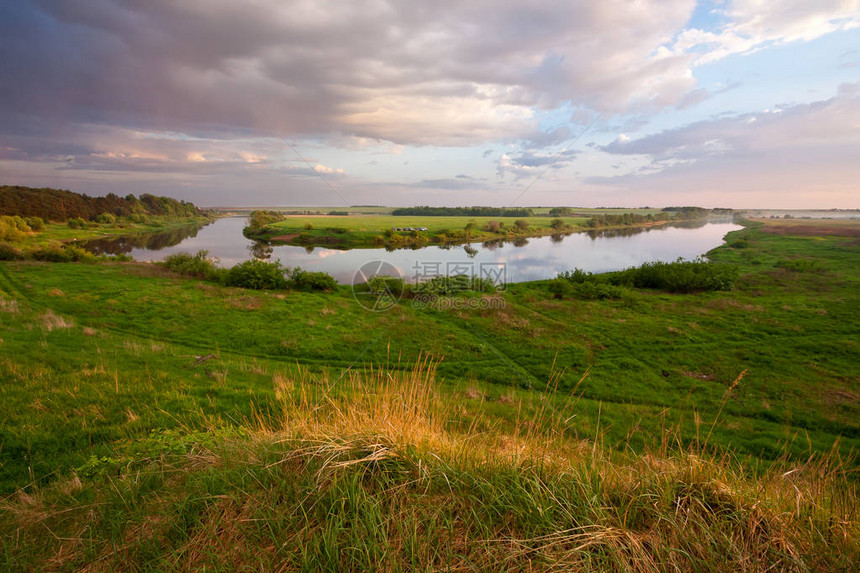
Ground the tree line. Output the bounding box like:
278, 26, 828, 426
391, 206, 534, 217
585, 213, 661, 227
0, 185, 203, 222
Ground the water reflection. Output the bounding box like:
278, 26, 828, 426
89, 216, 743, 284
249, 241, 273, 260
82, 223, 207, 255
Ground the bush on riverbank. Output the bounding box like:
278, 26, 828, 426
224, 259, 289, 290
161, 251, 338, 292
410, 274, 496, 296
552, 259, 738, 299
161, 250, 223, 280
286, 267, 338, 291
31, 244, 97, 263
610, 258, 738, 292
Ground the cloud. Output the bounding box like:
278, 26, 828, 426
603, 82, 860, 160
1, 1, 857, 208
592, 83, 860, 206
313, 163, 345, 176
1, 0, 705, 149
497, 149, 579, 179
671, 1, 860, 65
409, 178, 480, 190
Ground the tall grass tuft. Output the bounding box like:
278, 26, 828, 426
1, 359, 857, 571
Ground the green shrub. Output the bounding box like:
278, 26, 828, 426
609, 258, 737, 293
224, 259, 288, 290
24, 217, 45, 231
32, 244, 95, 262
160, 250, 221, 279
549, 278, 625, 300
11, 216, 30, 232
362, 275, 405, 296
555, 260, 734, 296
67, 217, 87, 229
287, 268, 338, 291
0, 216, 31, 241
573, 281, 626, 300
558, 268, 593, 284
548, 279, 574, 299
93, 212, 117, 224
410, 274, 495, 296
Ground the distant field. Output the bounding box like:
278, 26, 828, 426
253, 214, 594, 248
752, 217, 860, 237
271, 214, 589, 233
252, 212, 681, 248
220, 206, 666, 216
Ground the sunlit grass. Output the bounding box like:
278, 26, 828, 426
1, 360, 856, 570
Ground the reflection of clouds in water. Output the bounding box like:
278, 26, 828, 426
314, 250, 343, 259
123, 218, 742, 284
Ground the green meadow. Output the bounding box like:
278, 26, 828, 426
250, 213, 589, 247
243, 207, 682, 249
0, 220, 858, 569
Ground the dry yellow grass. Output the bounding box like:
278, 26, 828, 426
37, 309, 74, 331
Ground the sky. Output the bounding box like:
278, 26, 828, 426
1, 1, 858, 209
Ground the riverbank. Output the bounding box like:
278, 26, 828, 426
0, 214, 218, 260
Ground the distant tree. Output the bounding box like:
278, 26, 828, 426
0, 185, 204, 221
550, 218, 566, 230
485, 220, 501, 233
514, 219, 529, 231
392, 206, 533, 217
93, 212, 116, 224
247, 210, 285, 232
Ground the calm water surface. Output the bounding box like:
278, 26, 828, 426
86, 217, 742, 284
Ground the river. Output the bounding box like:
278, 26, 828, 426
83, 217, 743, 284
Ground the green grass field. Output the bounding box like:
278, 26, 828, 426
250, 212, 677, 249
1, 220, 858, 569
